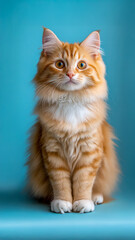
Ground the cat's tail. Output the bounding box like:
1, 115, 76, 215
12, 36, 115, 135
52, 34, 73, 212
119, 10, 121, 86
26, 120, 52, 200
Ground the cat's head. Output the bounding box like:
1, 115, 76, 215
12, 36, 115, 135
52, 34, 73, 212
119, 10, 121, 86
34, 28, 107, 103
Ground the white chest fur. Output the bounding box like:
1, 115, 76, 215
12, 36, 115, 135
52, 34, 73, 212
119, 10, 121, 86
49, 102, 94, 125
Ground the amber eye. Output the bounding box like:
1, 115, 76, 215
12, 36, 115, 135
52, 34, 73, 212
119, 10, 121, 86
55, 60, 65, 69
77, 60, 87, 70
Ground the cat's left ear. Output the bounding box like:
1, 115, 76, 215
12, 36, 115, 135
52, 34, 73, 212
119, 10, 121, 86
80, 31, 100, 59
42, 27, 62, 55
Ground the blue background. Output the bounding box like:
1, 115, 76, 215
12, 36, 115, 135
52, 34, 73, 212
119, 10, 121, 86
0, 0, 135, 239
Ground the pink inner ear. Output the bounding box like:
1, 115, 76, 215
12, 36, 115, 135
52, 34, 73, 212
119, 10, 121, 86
89, 31, 100, 48
42, 28, 61, 55
80, 31, 101, 57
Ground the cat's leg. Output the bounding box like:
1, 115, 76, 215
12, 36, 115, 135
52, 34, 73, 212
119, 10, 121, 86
45, 151, 72, 214
72, 150, 102, 213
92, 179, 104, 205
92, 192, 104, 205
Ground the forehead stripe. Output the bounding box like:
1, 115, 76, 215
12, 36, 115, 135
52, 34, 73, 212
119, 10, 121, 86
64, 48, 70, 57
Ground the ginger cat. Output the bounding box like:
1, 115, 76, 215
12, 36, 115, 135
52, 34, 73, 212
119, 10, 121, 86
27, 28, 119, 213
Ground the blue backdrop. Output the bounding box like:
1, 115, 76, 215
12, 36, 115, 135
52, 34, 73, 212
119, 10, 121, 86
1, 1, 135, 239
0, 0, 135, 196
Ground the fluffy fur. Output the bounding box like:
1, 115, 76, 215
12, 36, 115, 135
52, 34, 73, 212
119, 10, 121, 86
27, 28, 120, 213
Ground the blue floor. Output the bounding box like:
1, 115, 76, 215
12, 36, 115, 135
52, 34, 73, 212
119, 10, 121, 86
0, 190, 135, 240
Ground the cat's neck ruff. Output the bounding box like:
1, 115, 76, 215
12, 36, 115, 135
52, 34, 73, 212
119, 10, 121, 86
49, 101, 94, 125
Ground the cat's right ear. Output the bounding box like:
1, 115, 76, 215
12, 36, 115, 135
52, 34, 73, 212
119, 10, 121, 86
42, 27, 62, 56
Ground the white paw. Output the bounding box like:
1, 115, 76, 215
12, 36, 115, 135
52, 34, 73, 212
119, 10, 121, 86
92, 194, 103, 205
51, 199, 72, 214
73, 200, 95, 213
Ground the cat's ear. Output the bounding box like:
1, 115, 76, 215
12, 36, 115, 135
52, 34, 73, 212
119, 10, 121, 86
80, 31, 101, 59
42, 27, 62, 55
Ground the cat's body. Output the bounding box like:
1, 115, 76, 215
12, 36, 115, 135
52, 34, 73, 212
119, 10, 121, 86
27, 28, 119, 213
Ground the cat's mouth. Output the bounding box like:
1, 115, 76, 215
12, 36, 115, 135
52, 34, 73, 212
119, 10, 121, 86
65, 79, 78, 85
60, 78, 83, 91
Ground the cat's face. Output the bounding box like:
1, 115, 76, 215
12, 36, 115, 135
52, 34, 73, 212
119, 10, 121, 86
35, 28, 107, 102
41, 42, 100, 91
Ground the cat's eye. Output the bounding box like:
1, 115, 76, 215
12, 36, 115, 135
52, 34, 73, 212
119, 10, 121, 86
55, 60, 65, 69
77, 60, 87, 70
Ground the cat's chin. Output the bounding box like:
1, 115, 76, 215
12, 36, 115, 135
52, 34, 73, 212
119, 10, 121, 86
59, 82, 84, 91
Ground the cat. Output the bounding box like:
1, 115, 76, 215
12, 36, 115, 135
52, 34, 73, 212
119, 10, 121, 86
27, 27, 120, 213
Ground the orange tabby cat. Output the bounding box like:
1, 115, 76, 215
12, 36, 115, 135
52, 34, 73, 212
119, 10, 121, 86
27, 28, 120, 213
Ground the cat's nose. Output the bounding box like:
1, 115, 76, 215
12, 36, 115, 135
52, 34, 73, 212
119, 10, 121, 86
66, 72, 75, 79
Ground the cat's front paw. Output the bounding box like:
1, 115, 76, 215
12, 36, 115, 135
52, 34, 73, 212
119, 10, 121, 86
73, 200, 95, 213
92, 194, 103, 205
51, 199, 72, 214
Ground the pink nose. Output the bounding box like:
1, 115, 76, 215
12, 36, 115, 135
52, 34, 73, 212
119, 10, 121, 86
66, 72, 75, 79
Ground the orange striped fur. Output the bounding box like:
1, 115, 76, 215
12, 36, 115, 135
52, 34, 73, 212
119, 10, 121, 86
27, 28, 120, 213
